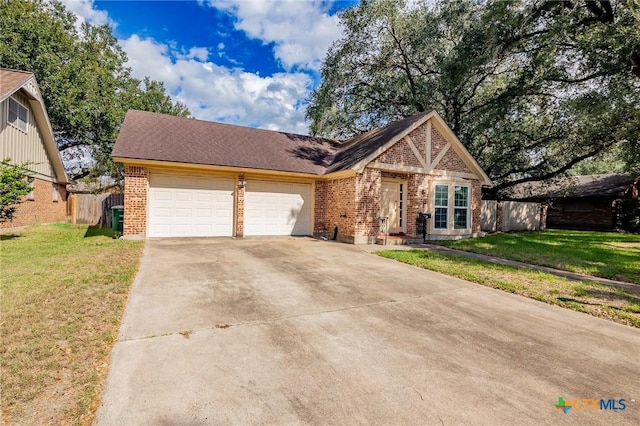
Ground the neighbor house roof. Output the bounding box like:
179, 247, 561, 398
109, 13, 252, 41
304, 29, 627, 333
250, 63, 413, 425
113, 109, 492, 184
501, 174, 637, 200
0, 69, 33, 101
0, 68, 70, 184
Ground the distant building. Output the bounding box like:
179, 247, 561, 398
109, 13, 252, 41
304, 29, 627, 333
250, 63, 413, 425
495, 174, 639, 231
0, 68, 70, 229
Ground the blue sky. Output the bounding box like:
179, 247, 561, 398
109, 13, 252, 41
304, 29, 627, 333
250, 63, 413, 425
60, 0, 359, 134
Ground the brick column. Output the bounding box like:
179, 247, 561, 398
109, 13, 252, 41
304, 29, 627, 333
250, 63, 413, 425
124, 166, 148, 236
314, 180, 328, 237
236, 174, 245, 237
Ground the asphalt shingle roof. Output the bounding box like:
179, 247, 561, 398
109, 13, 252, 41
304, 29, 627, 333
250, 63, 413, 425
502, 174, 637, 200
112, 110, 433, 175
0, 68, 33, 101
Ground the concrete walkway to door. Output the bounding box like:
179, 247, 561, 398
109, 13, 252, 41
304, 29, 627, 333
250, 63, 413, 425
95, 237, 640, 425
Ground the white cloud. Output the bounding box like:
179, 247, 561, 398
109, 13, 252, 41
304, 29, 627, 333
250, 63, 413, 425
121, 35, 313, 134
57, 0, 331, 134
208, 0, 342, 71
59, 0, 113, 28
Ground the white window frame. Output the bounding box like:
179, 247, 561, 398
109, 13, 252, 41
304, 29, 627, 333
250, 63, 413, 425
52, 184, 59, 202
434, 184, 449, 230
8, 97, 29, 133
453, 185, 470, 230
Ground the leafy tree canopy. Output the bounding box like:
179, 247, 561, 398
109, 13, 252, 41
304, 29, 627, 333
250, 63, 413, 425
0, 0, 190, 181
307, 0, 640, 193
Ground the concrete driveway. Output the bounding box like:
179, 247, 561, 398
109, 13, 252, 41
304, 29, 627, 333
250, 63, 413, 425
95, 238, 640, 425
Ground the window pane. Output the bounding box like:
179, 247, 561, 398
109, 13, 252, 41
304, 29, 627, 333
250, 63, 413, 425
18, 104, 27, 121
435, 185, 448, 207
8, 108, 17, 125
435, 207, 447, 229
454, 208, 467, 229
8, 98, 28, 132
8, 98, 18, 124
454, 186, 468, 207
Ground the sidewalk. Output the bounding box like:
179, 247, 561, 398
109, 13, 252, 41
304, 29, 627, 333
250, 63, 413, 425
360, 243, 639, 292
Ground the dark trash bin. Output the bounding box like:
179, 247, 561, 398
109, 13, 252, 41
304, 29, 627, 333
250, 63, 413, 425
111, 205, 124, 233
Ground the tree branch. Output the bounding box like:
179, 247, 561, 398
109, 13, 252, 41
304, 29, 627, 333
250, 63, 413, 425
487, 141, 618, 193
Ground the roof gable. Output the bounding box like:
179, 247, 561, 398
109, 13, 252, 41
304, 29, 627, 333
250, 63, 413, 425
344, 111, 491, 184
325, 111, 433, 173
0, 69, 33, 101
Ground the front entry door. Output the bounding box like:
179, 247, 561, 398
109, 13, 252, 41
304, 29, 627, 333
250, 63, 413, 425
380, 180, 407, 234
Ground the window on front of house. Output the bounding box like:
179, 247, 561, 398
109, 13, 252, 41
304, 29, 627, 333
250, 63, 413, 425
52, 184, 59, 202
434, 184, 448, 229
8, 97, 28, 133
454, 185, 469, 229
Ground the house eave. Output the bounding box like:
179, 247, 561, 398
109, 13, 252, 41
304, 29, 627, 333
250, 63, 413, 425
115, 157, 335, 180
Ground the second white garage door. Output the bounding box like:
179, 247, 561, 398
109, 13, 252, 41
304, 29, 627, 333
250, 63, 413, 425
244, 181, 312, 236
148, 174, 234, 238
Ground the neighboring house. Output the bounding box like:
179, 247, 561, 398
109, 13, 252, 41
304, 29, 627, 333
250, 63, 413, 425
497, 174, 639, 231
112, 109, 492, 243
0, 68, 70, 229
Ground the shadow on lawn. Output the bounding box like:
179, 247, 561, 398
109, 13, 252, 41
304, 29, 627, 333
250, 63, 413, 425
0, 234, 22, 241
84, 225, 117, 238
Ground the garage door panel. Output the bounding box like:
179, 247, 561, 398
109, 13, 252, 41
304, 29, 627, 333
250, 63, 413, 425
196, 208, 212, 217
245, 181, 311, 236
148, 174, 234, 238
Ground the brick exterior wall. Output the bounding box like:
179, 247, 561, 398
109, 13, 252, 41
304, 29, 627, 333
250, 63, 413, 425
314, 180, 328, 235
407, 173, 430, 236
355, 168, 381, 238
436, 148, 473, 174
407, 125, 429, 161
375, 137, 423, 167
123, 166, 148, 235
314, 176, 356, 242
547, 198, 616, 230
236, 174, 245, 237
430, 127, 448, 164
471, 180, 482, 234
0, 178, 68, 229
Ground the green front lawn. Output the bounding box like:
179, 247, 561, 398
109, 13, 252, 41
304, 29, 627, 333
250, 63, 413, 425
437, 229, 640, 284
0, 224, 143, 425
378, 250, 640, 328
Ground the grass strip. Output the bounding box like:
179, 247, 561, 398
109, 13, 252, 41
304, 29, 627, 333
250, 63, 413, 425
436, 229, 640, 284
0, 224, 144, 425
377, 249, 640, 328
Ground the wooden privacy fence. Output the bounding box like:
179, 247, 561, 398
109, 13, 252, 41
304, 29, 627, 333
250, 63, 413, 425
69, 193, 124, 228
481, 200, 547, 232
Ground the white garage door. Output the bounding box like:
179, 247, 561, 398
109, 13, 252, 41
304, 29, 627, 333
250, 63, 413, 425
244, 181, 312, 236
148, 174, 234, 237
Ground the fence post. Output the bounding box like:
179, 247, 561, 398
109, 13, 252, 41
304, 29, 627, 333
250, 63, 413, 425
69, 194, 77, 224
